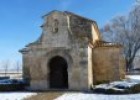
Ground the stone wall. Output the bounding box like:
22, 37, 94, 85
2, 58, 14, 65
68, 13, 92, 39
92, 46, 125, 85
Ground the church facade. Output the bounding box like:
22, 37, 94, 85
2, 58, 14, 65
20, 10, 125, 90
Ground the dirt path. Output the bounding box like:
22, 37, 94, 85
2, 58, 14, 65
24, 91, 64, 100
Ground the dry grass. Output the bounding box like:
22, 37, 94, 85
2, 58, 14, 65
24, 91, 65, 100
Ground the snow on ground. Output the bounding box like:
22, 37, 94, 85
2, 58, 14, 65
0, 92, 37, 100
55, 92, 140, 100
127, 75, 140, 80
56, 75, 140, 100
95, 79, 140, 91
0, 75, 138, 100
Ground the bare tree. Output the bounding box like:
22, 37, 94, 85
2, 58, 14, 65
102, 3, 140, 71
2, 60, 10, 77
15, 61, 21, 73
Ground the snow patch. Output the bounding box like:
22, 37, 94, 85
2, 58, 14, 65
0, 92, 37, 100
127, 75, 140, 80
56, 93, 140, 100
95, 79, 140, 90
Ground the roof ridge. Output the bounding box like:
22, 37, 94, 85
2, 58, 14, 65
64, 11, 96, 23
42, 10, 96, 23
42, 10, 63, 18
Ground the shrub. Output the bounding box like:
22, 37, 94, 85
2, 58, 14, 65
0, 84, 25, 91
130, 84, 140, 93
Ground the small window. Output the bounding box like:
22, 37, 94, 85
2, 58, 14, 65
52, 19, 59, 33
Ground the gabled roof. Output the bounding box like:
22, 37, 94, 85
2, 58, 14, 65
64, 11, 96, 23
89, 40, 122, 48
42, 10, 96, 23
42, 10, 63, 18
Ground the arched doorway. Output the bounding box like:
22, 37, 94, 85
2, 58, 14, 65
49, 56, 68, 89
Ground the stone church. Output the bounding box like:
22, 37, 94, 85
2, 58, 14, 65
20, 10, 125, 90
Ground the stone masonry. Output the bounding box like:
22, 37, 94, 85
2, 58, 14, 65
20, 10, 125, 90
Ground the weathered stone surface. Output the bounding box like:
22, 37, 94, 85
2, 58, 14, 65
20, 10, 125, 90
92, 46, 125, 85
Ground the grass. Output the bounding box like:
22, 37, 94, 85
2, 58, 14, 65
24, 91, 65, 100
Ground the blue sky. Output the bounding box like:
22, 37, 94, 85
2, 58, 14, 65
0, 0, 135, 67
